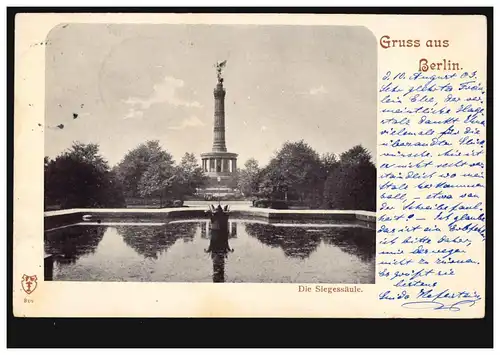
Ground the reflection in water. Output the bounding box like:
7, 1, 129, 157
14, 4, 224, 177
200, 221, 237, 240
200, 222, 208, 239
205, 207, 234, 283
117, 223, 197, 259
244, 223, 321, 259
44, 220, 375, 283
230, 222, 237, 238
45, 225, 107, 265
244, 223, 375, 262
321, 227, 375, 262
205, 228, 234, 282
200, 219, 237, 282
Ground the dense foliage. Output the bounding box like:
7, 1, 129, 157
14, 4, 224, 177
323, 145, 376, 211
237, 141, 376, 211
44, 142, 126, 209
45, 139, 375, 211
45, 141, 209, 210
174, 153, 208, 198
113, 140, 174, 198
236, 158, 261, 197
113, 141, 207, 204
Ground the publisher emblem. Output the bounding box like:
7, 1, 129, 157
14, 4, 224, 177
21, 274, 37, 294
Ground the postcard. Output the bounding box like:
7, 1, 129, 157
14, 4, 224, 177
12, 12, 488, 318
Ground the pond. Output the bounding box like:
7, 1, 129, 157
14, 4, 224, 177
44, 220, 376, 283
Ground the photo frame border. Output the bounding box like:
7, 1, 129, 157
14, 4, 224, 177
6, 6, 494, 348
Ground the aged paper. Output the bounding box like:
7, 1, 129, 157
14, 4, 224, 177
13, 13, 487, 318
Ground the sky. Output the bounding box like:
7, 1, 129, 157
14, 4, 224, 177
44, 24, 377, 168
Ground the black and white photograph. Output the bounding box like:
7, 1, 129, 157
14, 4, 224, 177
43, 24, 377, 284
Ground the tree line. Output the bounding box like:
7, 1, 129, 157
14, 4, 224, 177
44, 140, 206, 209
237, 141, 376, 211
44, 139, 375, 211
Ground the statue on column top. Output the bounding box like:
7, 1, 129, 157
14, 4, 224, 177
215, 60, 227, 84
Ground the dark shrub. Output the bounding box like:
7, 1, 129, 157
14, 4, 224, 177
253, 199, 288, 210
173, 200, 183, 207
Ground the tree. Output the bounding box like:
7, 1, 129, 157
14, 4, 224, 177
321, 152, 339, 177
258, 159, 288, 199
237, 158, 261, 197
135, 143, 175, 205
137, 160, 176, 201
66, 142, 109, 172
114, 142, 210, 206
258, 140, 324, 203
339, 145, 372, 166
114, 140, 173, 198
172, 153, 208, 199
323, 145, 376, 211
44, 142, 125, 209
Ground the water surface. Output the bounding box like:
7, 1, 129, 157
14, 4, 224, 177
44, 220, 375, 283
